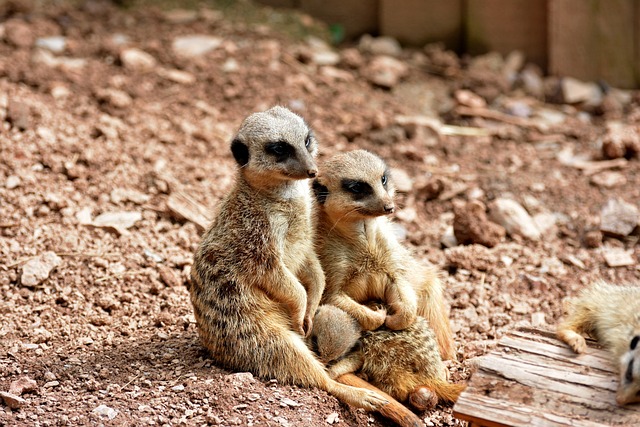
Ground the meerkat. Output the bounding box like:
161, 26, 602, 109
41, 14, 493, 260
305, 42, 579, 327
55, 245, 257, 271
312, 149, 456, 360
310, 304, 466, 411
189, 107, 387, 411
556, 281, 640, 405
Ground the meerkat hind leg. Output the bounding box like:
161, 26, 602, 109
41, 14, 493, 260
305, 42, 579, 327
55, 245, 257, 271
557, 324, 587, 354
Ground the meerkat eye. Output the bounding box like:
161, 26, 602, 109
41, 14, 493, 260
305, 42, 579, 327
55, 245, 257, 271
381, 174, 388, 186
341, 179, 373, 198
305, 133, 312, 149
631, 335, 640, 350
265, 141, 294, 162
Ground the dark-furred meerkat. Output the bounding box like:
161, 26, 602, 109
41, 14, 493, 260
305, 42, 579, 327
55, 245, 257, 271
189, 107, 386, 410
312, 149, 455, 360
557, 281, 640, 405
310, 304, 466, 410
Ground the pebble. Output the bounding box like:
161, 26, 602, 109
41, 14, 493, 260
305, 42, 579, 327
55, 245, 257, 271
21, 251, 62, 287
43, 381, 59, 388
326, 412, 340, 424
35, 36, 66, 53
440, 226, 458, 249
6, 175, 21, 189
590, 171, 627, 188
531, 312, 546, 327
453, 200, 506, 248
120, 48, 157, 71
489, 198, 541, 241
110, 188, 150, 205
280, 398, 301, 407
358, 34, 402, 57
92, 404, 118, 420
603, 248, 635, 268
6, 99, 30, 130
172, 384, 185, 392
91, 211, 142, 235
600, 198, 639, 237
4, 19, 33, 48
511, 301, 531, 315
226, 372, 255, 387
312, 51, 340, 66
454, 89, 486, 108
96, 88, 132, 109
561, 77, 602, 105
584, 230, 603, 248
172, 35, 222, 58
532, 212, 557, 237
221, 58, 239, 73
0, 391, 26, 409
602, 122, 640, 159
362, 55, 408, 89
9, 377, 38, 395
32, 49, 87, 71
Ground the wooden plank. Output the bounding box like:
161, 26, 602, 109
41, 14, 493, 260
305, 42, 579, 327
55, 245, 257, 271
454, 328, 640, 426
454, 392, 608, 427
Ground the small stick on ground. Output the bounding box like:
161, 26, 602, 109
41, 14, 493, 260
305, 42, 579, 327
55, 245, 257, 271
337, 373, 422, 427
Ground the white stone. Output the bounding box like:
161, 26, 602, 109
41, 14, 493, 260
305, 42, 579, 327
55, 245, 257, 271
92, 211, 142, 235
93, 404, 118, 420
35, 36, 66, 53
6, 175, 21, 189
363, 55, 408, 88
562, 77, 602, 105
489, 198, 541, 241
21, 251, 61, 287
120, 48, 157, 71
172, 35, 222, 58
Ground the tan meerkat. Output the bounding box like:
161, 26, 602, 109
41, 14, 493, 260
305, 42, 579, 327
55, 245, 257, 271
312, 149, 456, 360
310, 304, 466, 411
556, 281, 640, 405
189, 107, 387, 411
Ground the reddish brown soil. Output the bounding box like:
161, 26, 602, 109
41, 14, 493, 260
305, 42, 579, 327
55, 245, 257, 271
1, 2, 640, 426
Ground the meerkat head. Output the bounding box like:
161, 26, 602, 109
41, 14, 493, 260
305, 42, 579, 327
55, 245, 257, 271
230, 106, 319, 187
617, 333, 640, 405
312, 150, 395, 222
309, 305, 362, 364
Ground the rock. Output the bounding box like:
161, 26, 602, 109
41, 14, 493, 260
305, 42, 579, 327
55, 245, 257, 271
0, 391, 26, 409
172, 35, 222, 58
35, 36, 66, 53
362, 55, 408, 89
602, 122, 640, 159
489, 198, 541, 241
21, 251, 62, 287
221, 59, 239, 73
280, 398, 301, 407
96, 88, 132, 109
91, 211, 142, 235
453, 200, 506, 248
6, 99, 30, 130
358, 34, 402, 57
440, 226, 458, 249
9, 377, 38, 396
92, 404, 118, 420
32, 49, 87, 71
584, 230, 603, 248
600, 198, 639, 237
326, 413, 340, 424
158, 68, 196, 85
76, 207, 93, 225
340, 48, 364, 69
561, 77, 602, 105
590, 171, 627, 188
120, 48, 157, 72
43, 381, 59, 388
520, 65, 544, 98
531, 312, 546, 327
172, 384, 184, 392
110, 188, 150, 205
6, 175, 21, 189
158, 266, 181, 288
226, 372, 255, 387
511, 301, 531, 315
603, 248, 635, 268
311, 51, 340, 66
454, 89, 486, 108
4, 19, 33, 48
532, 212, 557, 236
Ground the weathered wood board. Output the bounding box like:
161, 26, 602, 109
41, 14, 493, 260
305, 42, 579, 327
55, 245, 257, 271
453, 327, 640, 427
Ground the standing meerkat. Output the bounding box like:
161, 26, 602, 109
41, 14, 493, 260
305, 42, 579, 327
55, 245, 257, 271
189, 107, 387, 411
312, 149, 455, 360
310, 304, 466, 410
556, 281, 640, 405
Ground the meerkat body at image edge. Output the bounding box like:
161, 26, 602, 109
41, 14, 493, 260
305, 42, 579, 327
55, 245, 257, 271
311, 304, 466, 411
556, 281, 640, 405
189, 107, 387, 411
313, 149, 456, 360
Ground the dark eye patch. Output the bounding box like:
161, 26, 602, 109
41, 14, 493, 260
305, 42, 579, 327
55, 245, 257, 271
631, 335, 640, 350
625, 358, 634, 383
341, 179, 373, 199
265, 141, 295, 162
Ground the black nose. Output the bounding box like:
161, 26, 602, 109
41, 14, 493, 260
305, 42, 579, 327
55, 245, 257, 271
384, 204, 395, 213
307, 169, 317, 178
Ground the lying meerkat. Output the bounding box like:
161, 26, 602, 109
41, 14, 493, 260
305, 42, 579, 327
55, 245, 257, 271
189, 107, 386, 411
310, 304, 466, 411
313, 149, 455, 360
556, 280, 640, 405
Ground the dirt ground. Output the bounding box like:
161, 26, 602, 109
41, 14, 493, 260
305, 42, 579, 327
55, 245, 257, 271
1, 1, 640, 426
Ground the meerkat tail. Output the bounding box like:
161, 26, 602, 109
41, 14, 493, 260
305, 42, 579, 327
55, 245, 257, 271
429, 380, 467, 403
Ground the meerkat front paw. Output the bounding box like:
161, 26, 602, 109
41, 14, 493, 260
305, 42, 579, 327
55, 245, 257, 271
557, 329, 587, 354
357, 389, 388, 411
384, 310, 416, 330
360, 307, 387, 331
409, 387, 438, 411
302, 313, 313, 338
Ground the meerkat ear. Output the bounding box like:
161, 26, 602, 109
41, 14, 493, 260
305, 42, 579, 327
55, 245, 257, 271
231, 139, 249, 166
312, 179, 328, 204
631, 335, 640, 350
